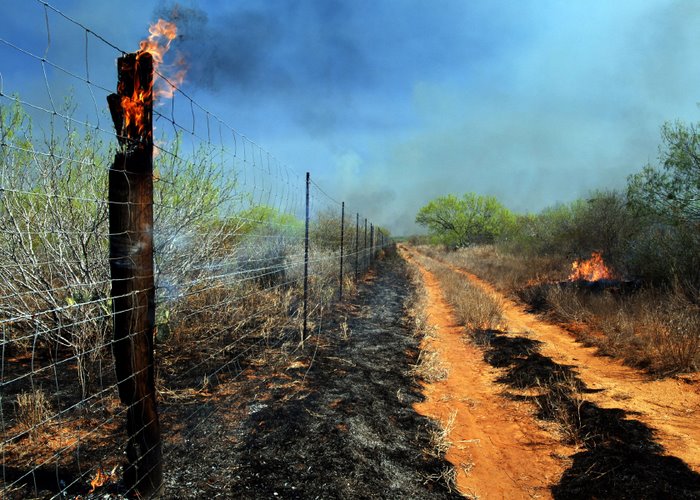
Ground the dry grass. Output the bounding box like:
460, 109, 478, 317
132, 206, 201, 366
421, 244, 700, 376
404, 253, 460, 493
547, 285, 700, 374
411, 349, 449, 382
414, 251, 504, 334
423, 465, 458, 493
419, 244, 567, 292
433, 266, 504, 333
426, 410, 458, 458
403, 254, 441, 341
404, 255, 448, 382
533, 372, 586, 445
14, 389, 52, 438
339, 316, 351, 340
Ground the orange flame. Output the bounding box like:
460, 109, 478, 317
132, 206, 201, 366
121, 19, 186, 137
88, 466, 114, 493
568, 252, 614, 281
140, 19, 177, 67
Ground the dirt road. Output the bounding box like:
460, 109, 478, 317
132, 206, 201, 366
406, 244, 700, 498
401, 246, 572, 498
449, 256, 700, 471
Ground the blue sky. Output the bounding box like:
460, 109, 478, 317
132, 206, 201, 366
2, 1, 700, 234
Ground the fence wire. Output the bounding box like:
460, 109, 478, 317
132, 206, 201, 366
0, 2, 390, 498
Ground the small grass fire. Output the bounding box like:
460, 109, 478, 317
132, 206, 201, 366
88, 465, 118, 494
568, 251, 614, 282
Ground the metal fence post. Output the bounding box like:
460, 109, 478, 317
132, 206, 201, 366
370, 223, 374, 265
303, 172, 310, 344
355, 213, 359, 281
363, 218, 368, 272
339, 201, 345, 301
106, 51, 162, 497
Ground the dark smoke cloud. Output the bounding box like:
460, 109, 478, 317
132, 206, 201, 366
152, 0, 489, 135
156, 2, 371, 102
149, 1, 700, 235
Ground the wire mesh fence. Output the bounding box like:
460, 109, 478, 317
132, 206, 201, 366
0, 2, 391, 498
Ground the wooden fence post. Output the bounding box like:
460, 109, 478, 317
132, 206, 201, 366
107, 51, 162, 497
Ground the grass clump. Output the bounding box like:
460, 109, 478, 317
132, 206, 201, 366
14, 389, 52, 438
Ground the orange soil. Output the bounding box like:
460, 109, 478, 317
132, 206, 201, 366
416, 246, 700, 476
401, 246, 572, 498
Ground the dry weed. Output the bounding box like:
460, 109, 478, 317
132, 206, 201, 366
422, 244, 700, 376
643, 294, 700, 374
422, 414, 458, 492
14, 389, 52, 437
426, 410, 457, 457
533, 373, 586, 446
431, 265, 504, 332
423, 466, 457, 493
438, 245, 567, 292
546, 285, 700, 375
339, 317, 351, 340
411, 349, 449, 382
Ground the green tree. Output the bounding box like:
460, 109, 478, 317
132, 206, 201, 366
415, 193, 515, 247
627, 121, 700, 287
628, 121, 700, 225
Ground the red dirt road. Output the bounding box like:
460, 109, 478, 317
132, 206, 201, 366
401, 246, 572, 498
451, 261, 700, 475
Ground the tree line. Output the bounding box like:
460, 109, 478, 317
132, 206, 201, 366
415, 120, 700, 291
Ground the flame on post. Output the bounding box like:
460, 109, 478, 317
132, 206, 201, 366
568, 251, 614, 281
118, 19, 186, 139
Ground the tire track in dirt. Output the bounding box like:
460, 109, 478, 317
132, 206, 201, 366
440, 256, 700, 475
400, 245, 572, 499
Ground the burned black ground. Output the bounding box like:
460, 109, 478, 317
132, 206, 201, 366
472, 327, 700, 499
161, 255, 460, 499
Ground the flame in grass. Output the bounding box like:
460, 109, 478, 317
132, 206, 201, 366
569, 251, 614, 281
120, 19, 186, 137
88, 465, 117, 493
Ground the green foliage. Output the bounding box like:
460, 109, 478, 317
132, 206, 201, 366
236, 205, 303, 235
415, 193, 515, 247
310, 208, 344, 250
506, 191, 640, 271
625, 121, 700, 287
628, 121, 700, 225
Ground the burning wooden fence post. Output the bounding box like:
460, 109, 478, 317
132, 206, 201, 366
106, 51, 163, 497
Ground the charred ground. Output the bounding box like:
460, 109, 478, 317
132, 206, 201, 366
162, 253, 460, 499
